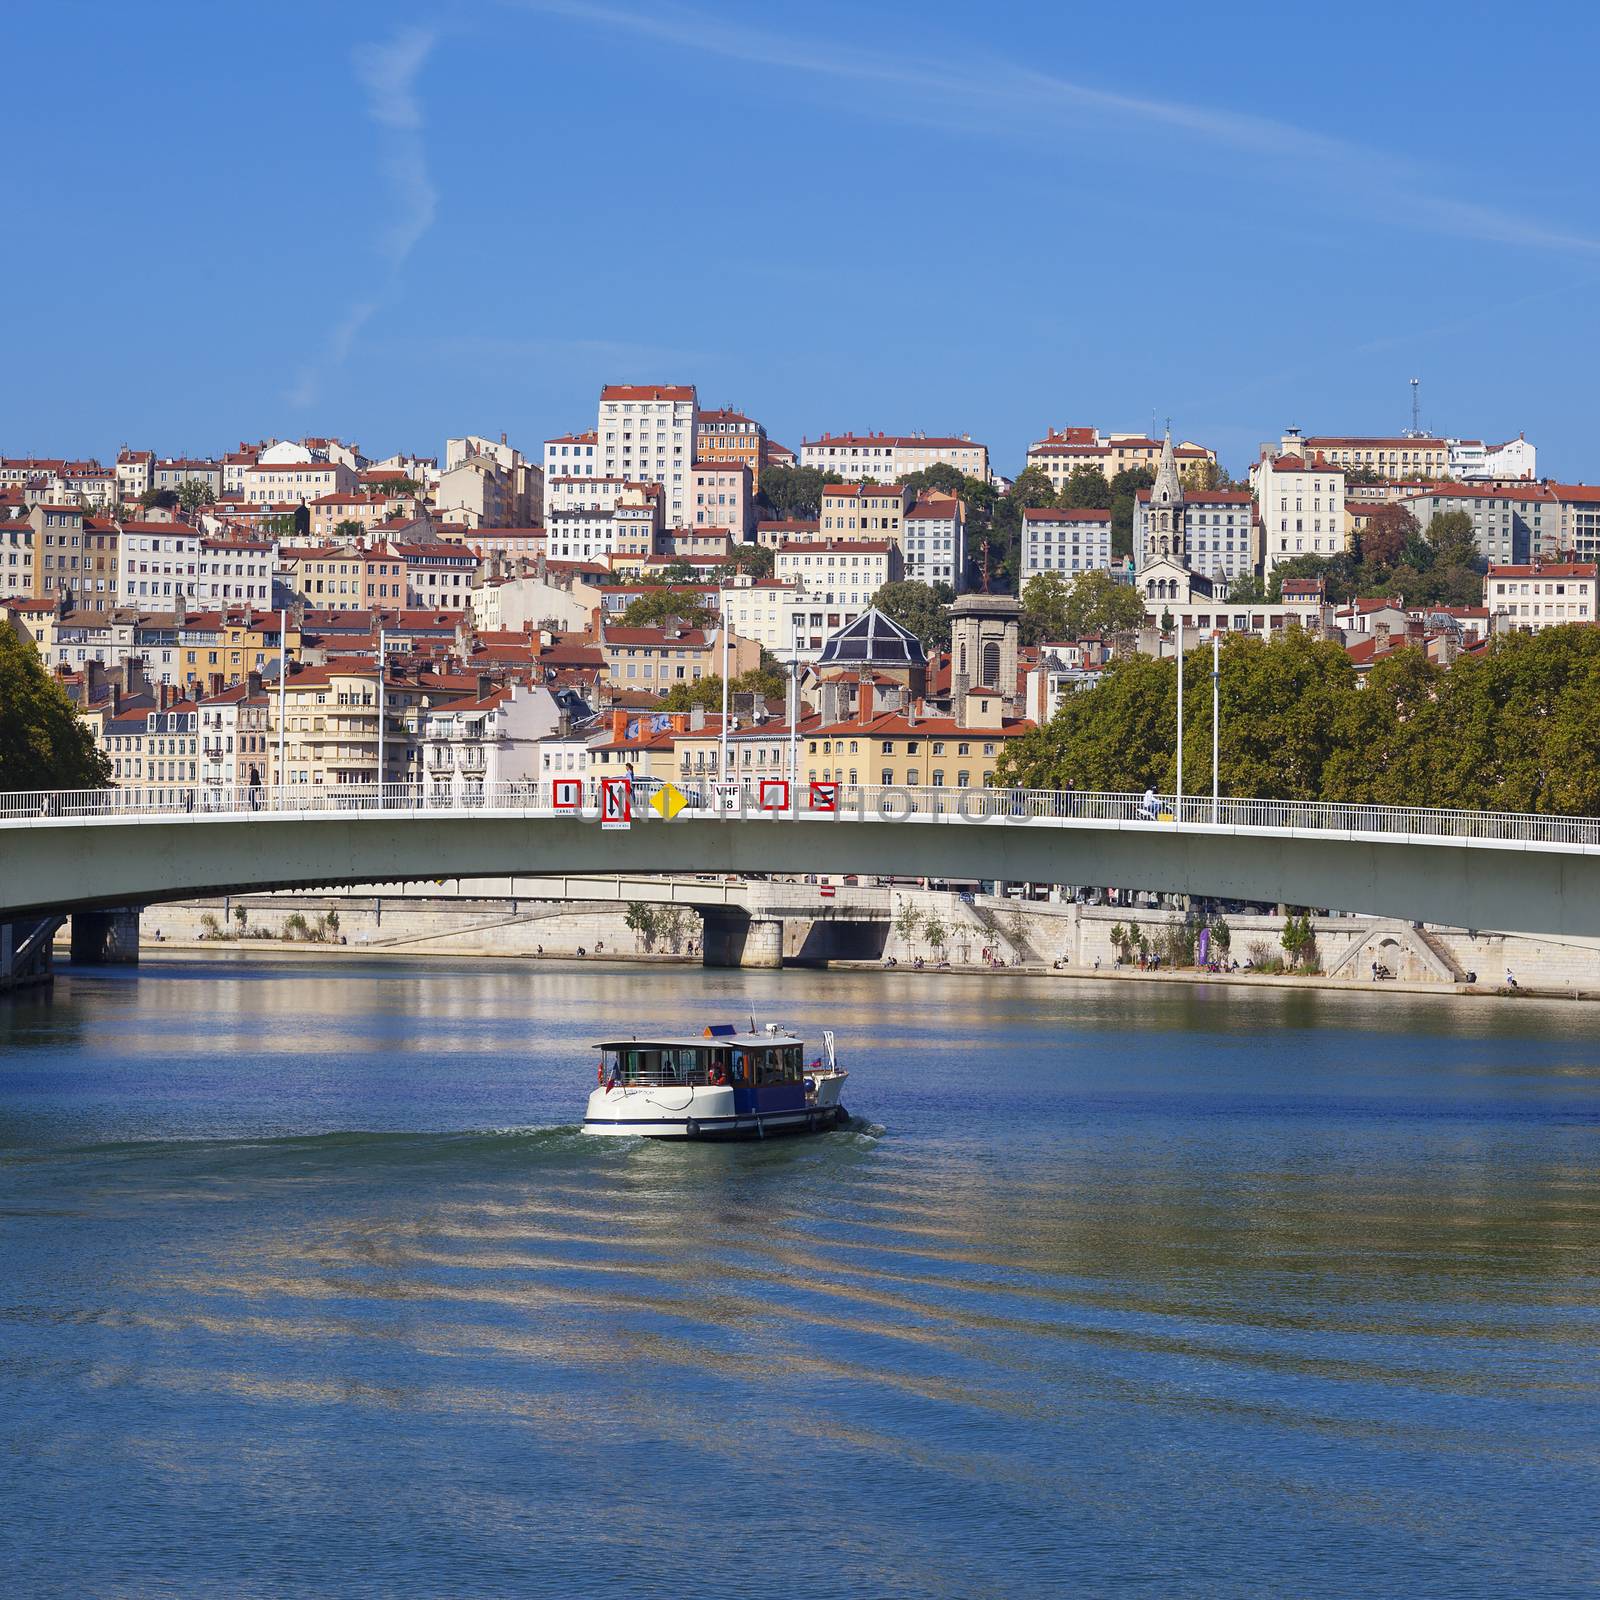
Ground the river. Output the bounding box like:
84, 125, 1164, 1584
2, 957, 1598, 1598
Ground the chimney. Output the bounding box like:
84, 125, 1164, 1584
246, 670, 263, 694
858, 679, 874, 722
173, 589, 186, 624
208, 672, 224, 698
690, 703, 706, 732
611, 707, 628, 743
122, 655, 146, 696
477, 673, 494, 701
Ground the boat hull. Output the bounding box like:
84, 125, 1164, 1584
582, 1073, 848, 1139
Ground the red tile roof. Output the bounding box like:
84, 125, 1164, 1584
600, 385, 695, 402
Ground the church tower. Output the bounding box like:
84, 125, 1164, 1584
1146, 427, 1185, 566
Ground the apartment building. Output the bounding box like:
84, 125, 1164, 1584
1552, 485, 1600, 561
1301, 435, 1449, 480
309, 492, 394, 540
689, 459, 752, 539
1252, 432, 1348, 577
902, 492, 965, 588
801, 432, 989, 483
241, 461, 358, 505
718, 577, 805, 653
1020, 507, 1113, 581
279, 542, 409, 610
1400, 484, 1555, 564
543, 430, 598, 484
117, 519, 201, 606
776, 539, 901, 610
1, 513, 34, 595
197, 678, 277, 789
1026, 430, 1216, 489
819, 483, 910, 545
596, 384, 697, 527
547, 483, 663, 563
1484, 561, 1596, 632
27, 504, 120, 611
394, 540, 478, 610
195, 538, 274, 608
421, 683, 560, 802
695, 409, 767, 485
1449, 434, 1537, 481
596, 621, 760, 692
152, 458, 225, 497
1132, 489, 1255, 588
116, 448, 153, 503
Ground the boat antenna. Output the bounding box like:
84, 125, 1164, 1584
750, 1012, 756, 1034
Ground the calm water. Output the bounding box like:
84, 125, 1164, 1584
2, 958, 1598, 1598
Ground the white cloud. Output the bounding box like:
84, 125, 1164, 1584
289, 27, 439, 408
513, 0, 1600, 258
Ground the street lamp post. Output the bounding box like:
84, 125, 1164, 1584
1175, 620, 1184, 825
718, 598, 729, 799
277, 607, 287, 811
1212, 632, 1220, 822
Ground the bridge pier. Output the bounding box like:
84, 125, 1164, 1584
70, 908, 142, 966
1, 916, 63, 993
701, 910, 785, 969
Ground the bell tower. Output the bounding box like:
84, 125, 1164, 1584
1146, 425, 1185, 565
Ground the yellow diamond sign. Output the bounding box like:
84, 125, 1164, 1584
649, 782, 688, 820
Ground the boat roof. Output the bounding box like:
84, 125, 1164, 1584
593, 1031, 803, 1049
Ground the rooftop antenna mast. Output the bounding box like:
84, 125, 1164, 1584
1407, 377, 1421, 438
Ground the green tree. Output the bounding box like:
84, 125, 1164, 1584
139, 487, 181, 513
0, 627, 111, 790
1063, 569, 1147, 639
624, 901, 660, 950
620, 589, 714, 628
901, 463, 967, 496
658, 665, 787, 711
333, 518, 366, 540
755, 464, 843, 521
1058, 464, 1112, 511
1108, 466, 1156, 561
177, 477, 216, 512
1009, 466, 1056, 509
1225, 573, 1268, 603
1019, 573, 1073, 645
716, 543, 774, 580
871, 579, 954, 650
1426, 510, 1479, 570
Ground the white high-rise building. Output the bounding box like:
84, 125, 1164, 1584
1252, 429, 1347, 579
596, 385, 697, 527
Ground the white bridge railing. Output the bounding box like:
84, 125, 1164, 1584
2, 780, 1599, 849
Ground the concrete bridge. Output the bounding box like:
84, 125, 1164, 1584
4, 779, 1600, 981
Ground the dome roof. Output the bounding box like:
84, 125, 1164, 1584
816, 607, 928, 668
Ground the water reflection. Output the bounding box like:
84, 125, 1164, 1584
2, 961, 1599, 1596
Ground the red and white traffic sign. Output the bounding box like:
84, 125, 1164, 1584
758, 778, 790, 812
600, 776, 632, 830
552, 777, 583, 811
809, 780, 838, 812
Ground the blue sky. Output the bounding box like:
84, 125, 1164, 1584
9, 0, 1600, 477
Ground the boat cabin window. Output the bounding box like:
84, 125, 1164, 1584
736, 1044, 804, 1084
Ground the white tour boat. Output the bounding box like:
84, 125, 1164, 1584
583, 1024, 849, 1139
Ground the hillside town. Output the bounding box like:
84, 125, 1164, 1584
3, 382, 1594, 797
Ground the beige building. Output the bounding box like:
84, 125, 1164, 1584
242, 461, 358, 505
1252, 431, 1348, 577
596, 621, 760, 693
1484, 561, 1596, 632
776, 539, 902, 610
28, 504, 120, 612
802, 432, 989, 483
1026, 430, 1217, 489
1305, 435, 1450, 480
819, 483, 911, 545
